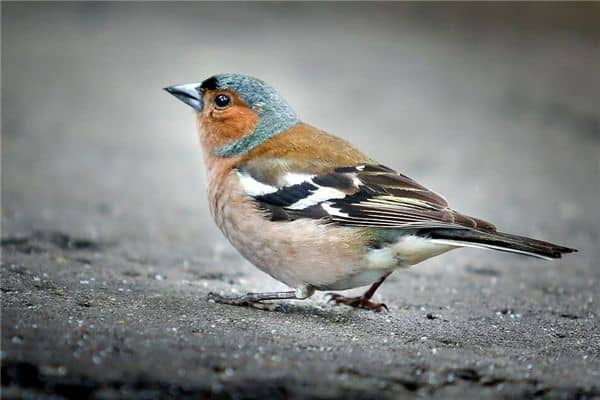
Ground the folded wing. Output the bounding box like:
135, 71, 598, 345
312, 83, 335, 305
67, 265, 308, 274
235, 163, 496, 231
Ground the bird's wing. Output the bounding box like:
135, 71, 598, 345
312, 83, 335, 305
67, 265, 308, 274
235, 162, 496, 231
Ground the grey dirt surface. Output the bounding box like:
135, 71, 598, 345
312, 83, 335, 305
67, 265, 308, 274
1, 3, 599, 400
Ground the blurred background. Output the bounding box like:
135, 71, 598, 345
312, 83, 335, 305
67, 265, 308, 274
2, 3, 599, 397
2, 3, 599, 262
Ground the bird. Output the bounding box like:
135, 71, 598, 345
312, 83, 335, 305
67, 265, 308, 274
164, 73, 577, 312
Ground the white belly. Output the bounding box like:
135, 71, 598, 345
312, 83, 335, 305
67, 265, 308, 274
324, 235, 455, 290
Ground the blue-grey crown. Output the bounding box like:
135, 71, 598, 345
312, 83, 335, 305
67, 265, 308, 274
201, 74, 300, 157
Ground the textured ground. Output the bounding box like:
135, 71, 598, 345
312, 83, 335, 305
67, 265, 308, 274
2, 3, 599, 399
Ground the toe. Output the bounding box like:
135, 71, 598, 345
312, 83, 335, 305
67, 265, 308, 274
362, 301, 388, 312
206, 292, 221, 302
324, 293, 342, 303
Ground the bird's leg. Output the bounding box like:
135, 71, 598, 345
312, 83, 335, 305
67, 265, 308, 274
327, 273, 391, 312
207, 285, 314, 311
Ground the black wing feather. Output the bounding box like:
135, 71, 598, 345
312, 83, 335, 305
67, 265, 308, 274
239, 164, 496, 231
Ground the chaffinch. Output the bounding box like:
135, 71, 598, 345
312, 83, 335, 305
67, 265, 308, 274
165, 73, 576, 311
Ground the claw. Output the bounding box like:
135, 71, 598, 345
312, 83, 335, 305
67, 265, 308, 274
325, 292, 341, 303
206, 292, 249, 306
325, 293, 388, 312
206, 292, 219, 302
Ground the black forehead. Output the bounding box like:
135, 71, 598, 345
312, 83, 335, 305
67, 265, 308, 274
200, 76, 219, 91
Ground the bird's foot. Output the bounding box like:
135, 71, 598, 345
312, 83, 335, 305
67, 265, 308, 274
325, 293, 388, 312
206, 292, 290, 312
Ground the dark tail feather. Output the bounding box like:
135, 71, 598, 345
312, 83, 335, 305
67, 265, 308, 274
420, 228, 577, 260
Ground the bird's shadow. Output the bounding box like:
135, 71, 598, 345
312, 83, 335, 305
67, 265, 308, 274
205, 296, 381, 323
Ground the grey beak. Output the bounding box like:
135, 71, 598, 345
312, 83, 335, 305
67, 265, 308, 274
164, 82, 203, 111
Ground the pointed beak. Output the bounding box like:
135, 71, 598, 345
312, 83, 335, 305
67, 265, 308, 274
164, 82, 203, 111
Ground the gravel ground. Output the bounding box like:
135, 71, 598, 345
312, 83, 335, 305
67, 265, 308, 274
2, 3, 599, 399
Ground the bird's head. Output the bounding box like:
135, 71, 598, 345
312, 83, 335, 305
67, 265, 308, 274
165, 73, 299, 158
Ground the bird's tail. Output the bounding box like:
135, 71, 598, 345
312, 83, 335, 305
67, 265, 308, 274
419, 228, 577, 260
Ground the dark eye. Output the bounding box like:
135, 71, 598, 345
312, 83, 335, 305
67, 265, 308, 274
214, 94, 231, 108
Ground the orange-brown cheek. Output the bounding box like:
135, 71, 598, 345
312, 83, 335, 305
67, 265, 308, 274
197, 106, 259, 154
